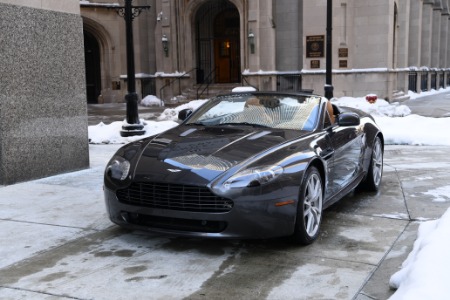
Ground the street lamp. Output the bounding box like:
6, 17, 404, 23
248, 30, 255, 54
162, 34, 169, 56
111, 0, 150, 137
324, 0, 334, 100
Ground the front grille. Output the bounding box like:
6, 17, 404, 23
116, 182, 233, 213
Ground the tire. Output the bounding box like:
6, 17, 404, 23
358, 136, 383, 192
291, 167, 323, 245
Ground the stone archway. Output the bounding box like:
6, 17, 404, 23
194, 0, 241, 84
82, 17, 114, 103
84, 30, 101, 103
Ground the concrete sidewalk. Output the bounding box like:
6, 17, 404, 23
403, 91, 450, 118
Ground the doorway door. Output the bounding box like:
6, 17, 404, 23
195, 0, 240, 84
214, 38, 240, 83
84, 30, 101, 103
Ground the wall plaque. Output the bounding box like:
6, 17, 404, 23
306, 35, 325, 58
311, 60, 321, 69
339, 60, 348, 68
339, 48, 348, 58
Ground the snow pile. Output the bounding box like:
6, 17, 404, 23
88, 120, 178, 144
141, 95, 164, 107
389, 207, 450, 300
408, 87, 448, 100
88, 94, 450, 146
374, 115, 450, 146
157, 99, 207, 121
332, 97, 411, 117
332, 96, 450, 146
232, 86, 257, 93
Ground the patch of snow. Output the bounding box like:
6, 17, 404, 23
389, 208, 450, 300
141, 95, 164, 107
423, 186, 450, 203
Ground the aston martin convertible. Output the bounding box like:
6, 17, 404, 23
104, 92, 383, 244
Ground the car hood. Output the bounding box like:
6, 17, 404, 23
134, 125, 306, 185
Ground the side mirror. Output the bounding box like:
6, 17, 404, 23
337, 112, 360, 126
178, 109, 193, 121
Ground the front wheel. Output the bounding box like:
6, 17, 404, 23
291, 167, 323, 245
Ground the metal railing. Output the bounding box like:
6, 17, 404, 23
430, 71, 437, 90
408, 71, 418, 93
196, 67, 218, 99
421, 71, 428, 92
159, 68, 197, 102
241, 75, 259, 91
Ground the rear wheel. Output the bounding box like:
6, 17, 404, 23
292, 167, 323, 245
359, 136, 383, 192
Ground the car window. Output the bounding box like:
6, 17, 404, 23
186, 94, 321, 131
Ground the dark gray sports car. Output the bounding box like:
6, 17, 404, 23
104, 92, 383, 244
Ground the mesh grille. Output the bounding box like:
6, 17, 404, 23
116, 182, 233, 213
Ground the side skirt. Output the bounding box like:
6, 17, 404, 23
322, 172, 365, 210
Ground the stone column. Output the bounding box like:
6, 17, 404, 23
421, 1, 434, 67
257, 0, 276, 72
247, 0, 259, 72
275, 0, 301, 71
397, 0, 411, 68
440, 7, 449, 67
0, 0, 89, 185
431, 4, 442, 67
408, 0, 423, 67
447, 15, 450, 68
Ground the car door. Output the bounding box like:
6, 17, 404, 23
328, 115, 364, 190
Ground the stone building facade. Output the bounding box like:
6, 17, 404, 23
80, 0, 450, 103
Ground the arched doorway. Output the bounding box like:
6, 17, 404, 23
84, 30, 101, 103
195, 0, 240, 84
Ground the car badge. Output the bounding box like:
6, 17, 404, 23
167, 169, 182, 173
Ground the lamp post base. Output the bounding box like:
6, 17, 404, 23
324, 85, 334, 100
120, 123, 145, 137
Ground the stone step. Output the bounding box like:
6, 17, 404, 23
392, 90, 410, 103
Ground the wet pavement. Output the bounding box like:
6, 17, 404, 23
0, 93, 449, 299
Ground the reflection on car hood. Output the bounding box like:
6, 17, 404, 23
134, 125, 305, 185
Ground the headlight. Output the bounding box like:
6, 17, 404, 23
106, 156, 131, 181
223, 165, 283, 189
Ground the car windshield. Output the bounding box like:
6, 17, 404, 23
186, 94, 321, 131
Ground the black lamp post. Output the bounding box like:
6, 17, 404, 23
111, 0, 150, 137
324, 0, 334, 100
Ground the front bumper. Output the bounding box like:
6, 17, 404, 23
104, 186, 299, 239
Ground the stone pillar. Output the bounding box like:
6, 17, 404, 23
275, 0, 302, 71
431, 4, 442, 67
421, 1, 434, 66
440, 8, 449, 67
397, 0, 411, 68
257, 0, 276, 72
448, 15, 450, 68
396, 0, 411, 93
409, 0, 423, 66
0, 0, 89, 185
247, 0, 260, 72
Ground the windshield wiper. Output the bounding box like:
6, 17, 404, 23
186, 122, 206, 126
219, 122, 270, 128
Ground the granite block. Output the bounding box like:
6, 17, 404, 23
0, 3, 89, 184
